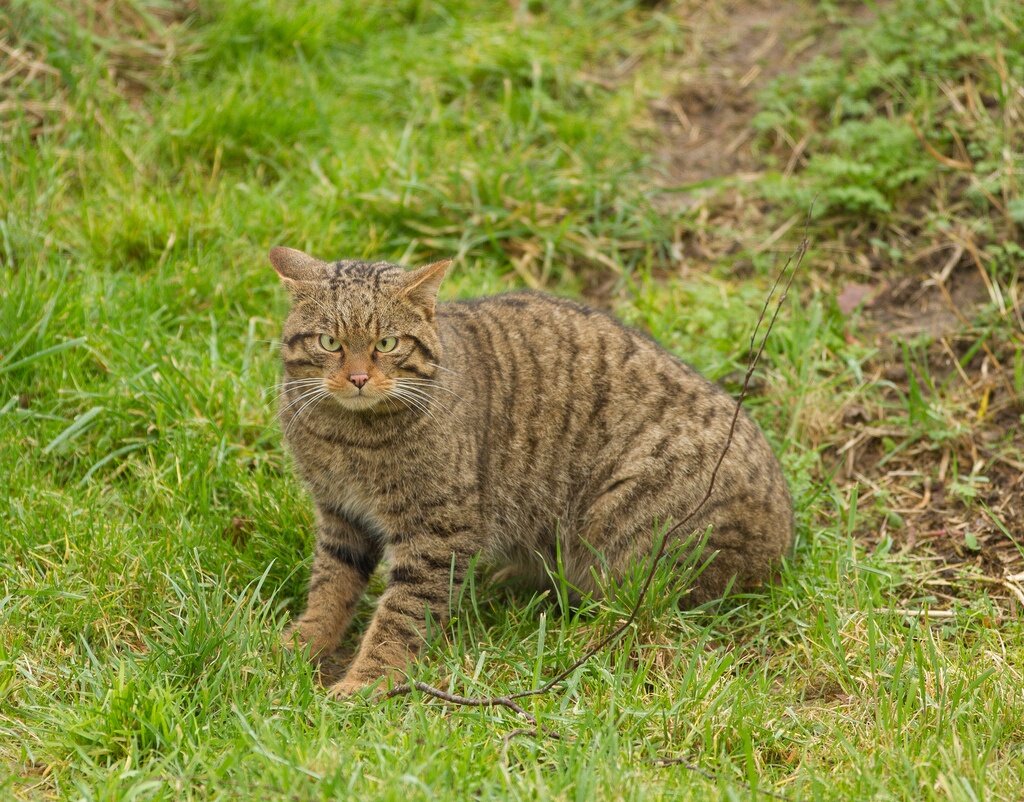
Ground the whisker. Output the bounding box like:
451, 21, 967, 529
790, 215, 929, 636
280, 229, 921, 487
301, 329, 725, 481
265, 378, 324, 403
382, 394, 413, 415
280, 385, 329, 415
269, 378, 324, 390
388, 387, 432, 416
268, 378, 324, 391
390, 383, 433, 402
391, 385, 466, 426
396, 378, 451, 387
278, 383, 326, 405
387, 388, 440, 424
383, 393, 429, 421
425, 361, 460, 376
283, 389, 331, 437
273, 378, 325, 387
395, 378, 466, 404
396, 382, 450, 400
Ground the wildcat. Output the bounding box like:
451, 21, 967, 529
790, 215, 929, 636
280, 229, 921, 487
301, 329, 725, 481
271, 246, 793, 696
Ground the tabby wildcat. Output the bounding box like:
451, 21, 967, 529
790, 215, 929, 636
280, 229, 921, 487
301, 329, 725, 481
271, 246, 793, 696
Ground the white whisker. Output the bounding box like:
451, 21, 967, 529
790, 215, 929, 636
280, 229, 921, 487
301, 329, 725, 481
395, 378, 467, 404
283, 389, 332, 437
271, 379, 324, 392
266, 378, 324, 404
396, 378, 450, 387
388, 387, 432, 415
383, 393, 429, 421
279, 384, 325, 408
425, 361, 460, 376
387, 388, 441, 424
392, 384, 467, 426
280, 385, 329, 416
382, 395, 412, 415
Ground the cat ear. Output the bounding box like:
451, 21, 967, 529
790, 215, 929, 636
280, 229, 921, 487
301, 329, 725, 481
401, 258, 451, 315
268, 246, 325, 289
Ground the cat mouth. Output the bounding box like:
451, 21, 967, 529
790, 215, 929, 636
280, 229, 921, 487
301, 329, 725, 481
322, 377, 384, 411
333, 392, 384, 411
325, 381, 417, 414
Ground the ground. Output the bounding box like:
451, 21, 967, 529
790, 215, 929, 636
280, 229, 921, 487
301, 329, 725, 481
1, 1, 1023, 800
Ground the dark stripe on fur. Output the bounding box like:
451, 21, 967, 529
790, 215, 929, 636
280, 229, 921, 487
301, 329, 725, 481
285, 332, 313, 348
318, 540, 378, 579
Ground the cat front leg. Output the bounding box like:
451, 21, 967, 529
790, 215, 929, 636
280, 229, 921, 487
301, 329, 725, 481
282, 504, 382, 660
329, 525, 477, 697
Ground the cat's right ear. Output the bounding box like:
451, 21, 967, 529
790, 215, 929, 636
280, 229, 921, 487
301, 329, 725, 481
400, 258, 451, 317
269, 246, 324, 291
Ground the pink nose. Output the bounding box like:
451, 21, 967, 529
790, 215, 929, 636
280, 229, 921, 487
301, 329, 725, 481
349, 373, 369, 389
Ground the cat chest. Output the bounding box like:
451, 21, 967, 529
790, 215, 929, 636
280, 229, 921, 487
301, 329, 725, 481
299, 450, 423, 540
292, 436, 466, 540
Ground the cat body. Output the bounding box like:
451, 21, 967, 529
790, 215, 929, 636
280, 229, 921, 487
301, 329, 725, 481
271, 247, 793, 695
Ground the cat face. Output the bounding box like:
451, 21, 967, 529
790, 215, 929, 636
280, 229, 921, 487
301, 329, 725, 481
270, 247, 448, 413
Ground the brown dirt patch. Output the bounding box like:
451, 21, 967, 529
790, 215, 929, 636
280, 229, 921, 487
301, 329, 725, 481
645, 0, 870, 273
652, 0, 825, 188
825, 269, 1024, 609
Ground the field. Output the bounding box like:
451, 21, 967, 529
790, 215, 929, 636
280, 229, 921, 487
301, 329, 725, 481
2, 0, 1023, 799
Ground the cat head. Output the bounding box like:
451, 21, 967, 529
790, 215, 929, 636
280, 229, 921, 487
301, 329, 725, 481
270, 246, 449, 413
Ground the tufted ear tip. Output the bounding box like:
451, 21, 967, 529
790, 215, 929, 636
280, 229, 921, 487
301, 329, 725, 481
268, 245, 289, 266
269, 246, 324, 285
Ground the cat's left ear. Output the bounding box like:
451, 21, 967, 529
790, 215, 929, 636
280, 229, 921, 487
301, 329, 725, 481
268, 246, 325, 291
401, 258, 451, 316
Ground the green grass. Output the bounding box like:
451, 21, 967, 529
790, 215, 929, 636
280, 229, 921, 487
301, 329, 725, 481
2, 0, 1023, 799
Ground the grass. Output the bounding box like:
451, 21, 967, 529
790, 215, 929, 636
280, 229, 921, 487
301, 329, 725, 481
1, 0, 1023, 799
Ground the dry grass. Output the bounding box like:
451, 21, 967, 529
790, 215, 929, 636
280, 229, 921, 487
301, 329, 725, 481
1, 0, 194, 140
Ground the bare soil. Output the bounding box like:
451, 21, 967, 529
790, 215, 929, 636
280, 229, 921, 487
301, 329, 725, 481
652, 0, 824, 187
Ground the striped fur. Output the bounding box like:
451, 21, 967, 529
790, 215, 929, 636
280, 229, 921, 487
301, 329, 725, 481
270, 247, 794, 695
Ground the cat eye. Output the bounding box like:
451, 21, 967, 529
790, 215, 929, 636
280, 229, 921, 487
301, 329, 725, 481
376, 336, 398, 353
318, 334, 343, 352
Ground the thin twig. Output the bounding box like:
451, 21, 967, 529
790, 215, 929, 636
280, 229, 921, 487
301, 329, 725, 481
386, 680, 537, 724
502, 727, 563, 746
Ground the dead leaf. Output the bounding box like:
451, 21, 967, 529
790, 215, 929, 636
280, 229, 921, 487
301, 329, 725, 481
837, 282, 874, 315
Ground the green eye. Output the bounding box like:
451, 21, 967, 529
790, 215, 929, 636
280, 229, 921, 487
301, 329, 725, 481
318, 334, 342, 352
376, 336, 398, 353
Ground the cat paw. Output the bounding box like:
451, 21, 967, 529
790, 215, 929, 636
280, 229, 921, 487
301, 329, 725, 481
280, 621, 332, 658
327, 675, 377, 699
